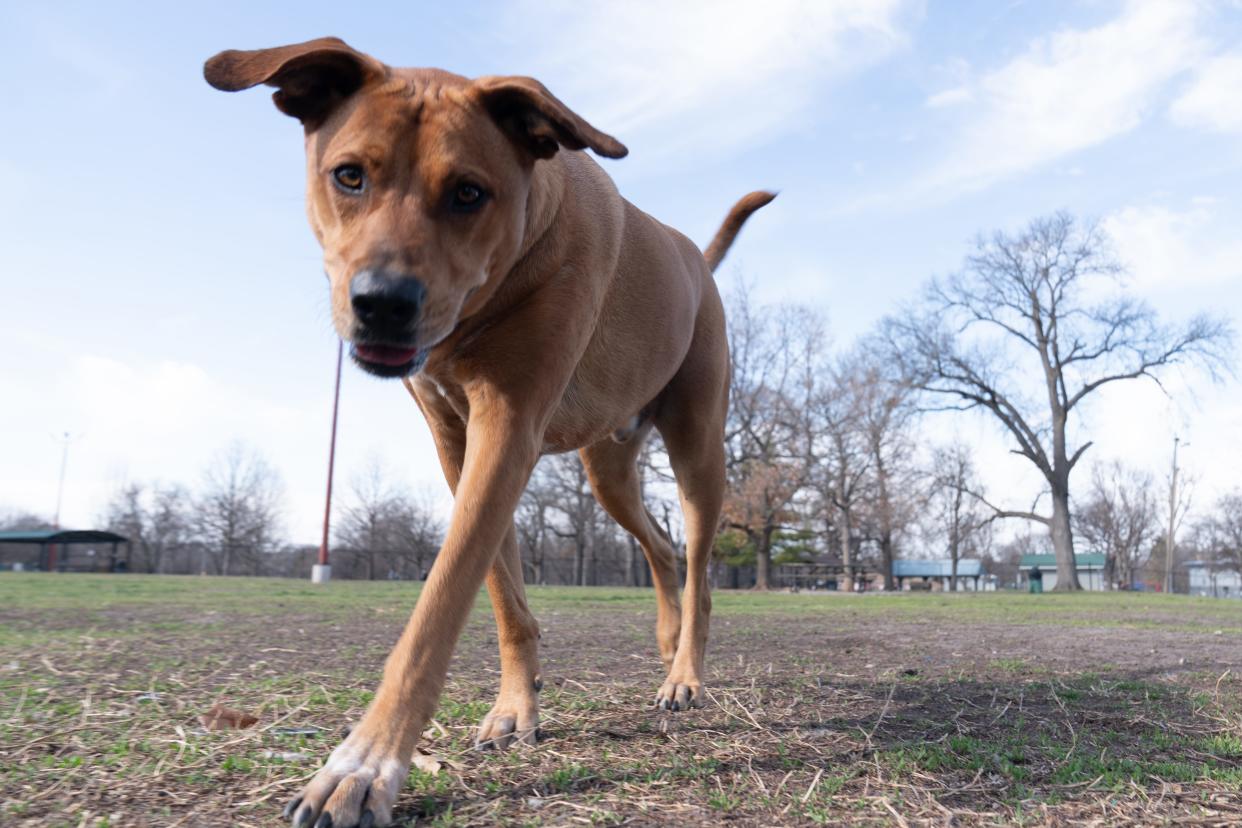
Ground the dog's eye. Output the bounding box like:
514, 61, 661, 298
451, 183, 487, 213
332, 165, 366, 193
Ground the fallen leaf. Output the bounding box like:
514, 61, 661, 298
200, 704, 259, 731
412, 750, 441, 775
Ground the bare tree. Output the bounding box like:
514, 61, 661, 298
885, 212, 1232, 590
810, 358, 870, 591
386, 493, 441, 579
854, 350, 920, 591
0, 510, 53, 531
336, 460, 393, 580
194, 442, 283, 576
1074, 460, 1158, 590
1196, 490, 1242, 577
546, 453, 605, 586
516, 474, 558, 584
925, 442, 992, 591
101, 482, 191, 573
723, 286, 820, 589
334, 460, 441, 580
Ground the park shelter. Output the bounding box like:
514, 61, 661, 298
892, 558, 990, 591
0, 530, 130, 572
1019, 553, 1106, 591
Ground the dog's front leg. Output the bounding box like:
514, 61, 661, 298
285, 399, 540, 828
409, 378, 542, 752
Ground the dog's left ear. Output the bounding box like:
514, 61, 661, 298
204, 37, 384, 126
474, 76, 628, 160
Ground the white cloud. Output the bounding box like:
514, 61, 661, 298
498, 0, 917, 162
1170, 52, 1242, 133
920, 0, 1204, 194
1103, 201, 1242, 292
925, 86, 973, 108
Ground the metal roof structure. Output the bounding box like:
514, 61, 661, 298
1019, 553, 1106, 569
0, 530, 129, 545
0, 529, 131, 573
892, 559, 983, 578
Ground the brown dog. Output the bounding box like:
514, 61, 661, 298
204, 37, 772, 828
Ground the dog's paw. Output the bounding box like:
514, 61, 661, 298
283, 730, 408, 828
654, 675, 705, 712
474, 681, 540, 750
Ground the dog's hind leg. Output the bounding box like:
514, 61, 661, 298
475, 524, 541, 749
651, 293, 729, 712
580, 430, 683, 672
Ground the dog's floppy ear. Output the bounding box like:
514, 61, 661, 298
204, 37, 384, 126
474, 76, 628, 160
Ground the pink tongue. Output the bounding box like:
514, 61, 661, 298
355, 344, 419, 366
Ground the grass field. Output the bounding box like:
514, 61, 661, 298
2, 574, 1240, 826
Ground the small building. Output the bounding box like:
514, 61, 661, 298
0, 530, 131, 572
1019, 553, 1106, 591
892, 559, 993, 591
1185, 561, 1242, 599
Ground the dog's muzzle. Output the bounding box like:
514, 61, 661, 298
350, 269, 426, 338
348, 269, 428, 377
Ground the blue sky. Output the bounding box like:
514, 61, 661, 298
2, 0, 1239, 543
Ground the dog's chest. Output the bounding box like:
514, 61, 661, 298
540, 379, 617, 454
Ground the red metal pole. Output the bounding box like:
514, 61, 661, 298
318, 340, 344, 569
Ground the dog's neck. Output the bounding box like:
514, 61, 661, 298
519, 159, 565, 265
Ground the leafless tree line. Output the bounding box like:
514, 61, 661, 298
4, 213, 1232, 590
3, 442, 442, 579
90, 442, 287, 576
1075, 463, 1242, 590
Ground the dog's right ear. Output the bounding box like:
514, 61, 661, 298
204, 37, 384, 126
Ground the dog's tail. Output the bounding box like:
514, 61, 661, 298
703, 190, 777, 272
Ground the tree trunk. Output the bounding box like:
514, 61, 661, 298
1050, 485, 1082, 590
949, 491, 961, 592
880, 533, 895, 592
837, 506, 853, 592
625, 536, 638, 587
949, 541, 959, 592
754, 526, 772, 590
874, 456, 897, 591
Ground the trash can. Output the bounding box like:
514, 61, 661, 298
1028, 566, 1044, 594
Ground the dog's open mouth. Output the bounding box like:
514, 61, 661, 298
350, 343, 426, 377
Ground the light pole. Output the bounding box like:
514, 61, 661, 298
313, 340, 344, 584
53, 431, 74, 528
47, 432, 78, 572
1163, 435, 1188, 594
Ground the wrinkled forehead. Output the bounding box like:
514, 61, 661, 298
308, 68, 494, 166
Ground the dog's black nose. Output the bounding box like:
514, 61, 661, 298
349, 269, 425, 332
